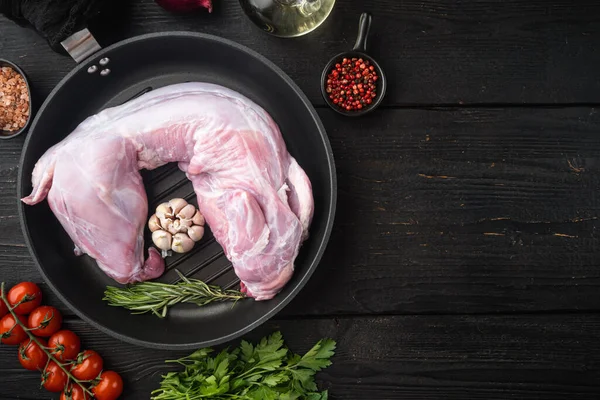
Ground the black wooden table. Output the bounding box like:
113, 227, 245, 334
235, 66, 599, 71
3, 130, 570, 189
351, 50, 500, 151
2, 1, 600, 399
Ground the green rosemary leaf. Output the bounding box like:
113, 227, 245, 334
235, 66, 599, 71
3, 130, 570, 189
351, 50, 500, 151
102, 272, 245, 317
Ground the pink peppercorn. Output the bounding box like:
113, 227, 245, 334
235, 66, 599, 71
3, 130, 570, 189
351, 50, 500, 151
325, 57, 378, 112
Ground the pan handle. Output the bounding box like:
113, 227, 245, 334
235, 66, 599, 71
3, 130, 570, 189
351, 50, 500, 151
60, 28, 102, 64
352, 12, 372, 53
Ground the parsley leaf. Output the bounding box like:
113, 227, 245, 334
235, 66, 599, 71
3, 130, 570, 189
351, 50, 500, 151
263, 372, 290, 387
295, 338, 337, 372
247, 386, 280, 400
240, 340, 255, 363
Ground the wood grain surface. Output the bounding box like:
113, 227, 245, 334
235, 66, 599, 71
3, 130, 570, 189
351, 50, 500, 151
1, 0, 599, 398
1, 314, 599, 399
2, 0, 600, 106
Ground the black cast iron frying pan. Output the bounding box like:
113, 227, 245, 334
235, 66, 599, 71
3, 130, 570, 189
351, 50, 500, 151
17, 32, 337, 350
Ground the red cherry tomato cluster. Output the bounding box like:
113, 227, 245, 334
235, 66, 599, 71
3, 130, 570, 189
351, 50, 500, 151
1, 282, 123, 400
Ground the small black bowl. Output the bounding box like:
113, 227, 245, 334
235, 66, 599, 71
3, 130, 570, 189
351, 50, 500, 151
0, 59, 33, 140
321, 12, 387, 117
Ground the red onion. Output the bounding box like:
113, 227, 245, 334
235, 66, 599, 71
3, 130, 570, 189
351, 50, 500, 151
155, 0, 213, 13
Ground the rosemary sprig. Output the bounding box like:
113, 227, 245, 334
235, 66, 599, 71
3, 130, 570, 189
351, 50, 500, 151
103, 271, 246, 318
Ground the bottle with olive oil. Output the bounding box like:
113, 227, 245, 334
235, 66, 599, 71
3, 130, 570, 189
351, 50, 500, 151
239, 0, 336, 38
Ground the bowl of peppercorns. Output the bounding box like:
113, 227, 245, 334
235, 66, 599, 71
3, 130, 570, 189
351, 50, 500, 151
0, 59, 32, 139
321, 12, 386, 117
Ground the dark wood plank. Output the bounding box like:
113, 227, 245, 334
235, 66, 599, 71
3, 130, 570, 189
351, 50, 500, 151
1, 314, 599, 399
2, 0, 600, 106
284, 106, 600, 316
2, 107, 600, 316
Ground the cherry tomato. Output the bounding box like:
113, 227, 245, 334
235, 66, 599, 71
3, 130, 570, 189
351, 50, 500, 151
0, 313, 28, 345
92, 371, 123, 400
0, 298, 8, 318
60, 384, 90, 400
18, 338, 48, 370
7, 282, 42, 315
48, 330, 81, 361
71, 350, 103, 381
28, 305, 62, 337
42, 361, 68, 393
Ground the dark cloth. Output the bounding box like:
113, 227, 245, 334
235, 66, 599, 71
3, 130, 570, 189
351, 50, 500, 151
0, 0, 107, 53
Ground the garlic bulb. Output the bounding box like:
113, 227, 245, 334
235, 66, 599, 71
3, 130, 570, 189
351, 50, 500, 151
148, 198, 206, 257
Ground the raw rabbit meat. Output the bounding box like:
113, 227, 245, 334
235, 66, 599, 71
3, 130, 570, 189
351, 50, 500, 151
22, 82, 314, 300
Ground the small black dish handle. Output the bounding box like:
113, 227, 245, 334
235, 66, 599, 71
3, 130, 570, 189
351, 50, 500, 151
353, 12, 372, 53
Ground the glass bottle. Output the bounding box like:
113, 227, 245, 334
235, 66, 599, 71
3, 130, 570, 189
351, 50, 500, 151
239, 0, 336, 38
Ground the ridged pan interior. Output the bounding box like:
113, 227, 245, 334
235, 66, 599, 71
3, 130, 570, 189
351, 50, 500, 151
18, 33, 336, 349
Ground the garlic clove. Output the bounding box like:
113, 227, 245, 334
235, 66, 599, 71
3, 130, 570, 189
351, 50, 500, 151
166, 219, 180, 235
178, 218, 193, 231
156, 203, 173, 220
188, 225, 205, 242
171, 233, 195, 253
169, 219, 189, 234
169, 198, 188, 215
148, 214, 162, 232
177, 204, 196, 220
152, 230, 172, 251
158, 216, 172, 231
192, 210, 205, 226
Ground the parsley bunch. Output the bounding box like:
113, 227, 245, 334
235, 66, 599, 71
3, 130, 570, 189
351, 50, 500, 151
151, 331, 336, 399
